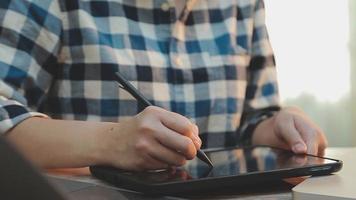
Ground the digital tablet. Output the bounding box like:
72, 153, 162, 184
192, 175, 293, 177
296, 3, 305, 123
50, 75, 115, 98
90, 146, 342, 195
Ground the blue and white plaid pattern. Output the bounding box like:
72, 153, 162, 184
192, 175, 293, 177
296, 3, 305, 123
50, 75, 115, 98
0, 0, 279, 149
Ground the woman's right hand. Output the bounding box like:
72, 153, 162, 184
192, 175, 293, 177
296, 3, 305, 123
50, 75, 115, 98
97, 106, 202, 171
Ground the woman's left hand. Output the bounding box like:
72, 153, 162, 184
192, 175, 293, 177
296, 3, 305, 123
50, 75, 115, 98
252, 107, 328, 156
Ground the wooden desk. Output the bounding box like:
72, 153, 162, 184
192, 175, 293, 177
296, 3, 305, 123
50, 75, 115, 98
47, 148, 351, 200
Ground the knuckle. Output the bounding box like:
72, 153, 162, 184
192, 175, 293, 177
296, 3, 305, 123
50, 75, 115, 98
182, 125, 192, 137
181, 122, 195, 137
172, 113, 192, 132
138, 121, 155, 133
182, 138, 195, 159
183, 119, 194, 131
183, 118, 193, 128
141, 106, 160, 118
286, 106, 302, 113
181, 137, 191, 151
144, 106, 157, 112
135, 140, 150, 152
184, 127, 194, 138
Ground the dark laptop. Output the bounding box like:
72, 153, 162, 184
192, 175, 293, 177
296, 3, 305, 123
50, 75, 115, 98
0, 137, 67, 200
0, 137, 153, 200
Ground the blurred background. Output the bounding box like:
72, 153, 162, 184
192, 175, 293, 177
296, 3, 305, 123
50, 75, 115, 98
265, 0, 356, 147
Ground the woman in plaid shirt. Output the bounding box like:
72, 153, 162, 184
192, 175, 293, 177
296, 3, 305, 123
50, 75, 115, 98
0, 0, 327, 170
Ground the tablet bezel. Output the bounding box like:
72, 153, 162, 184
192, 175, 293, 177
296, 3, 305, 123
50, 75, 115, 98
90, 145, 343, 195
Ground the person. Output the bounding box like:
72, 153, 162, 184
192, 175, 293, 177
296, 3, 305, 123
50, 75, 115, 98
0, 0, 327, 171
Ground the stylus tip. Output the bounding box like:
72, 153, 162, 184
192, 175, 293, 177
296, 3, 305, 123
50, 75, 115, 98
197, 150, 214, 167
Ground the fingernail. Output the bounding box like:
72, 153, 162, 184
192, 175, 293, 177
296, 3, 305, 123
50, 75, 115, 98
293, 143, 307, 153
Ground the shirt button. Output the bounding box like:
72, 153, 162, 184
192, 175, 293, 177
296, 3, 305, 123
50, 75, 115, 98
175, 57, 183, 66
161, 2, 170, 12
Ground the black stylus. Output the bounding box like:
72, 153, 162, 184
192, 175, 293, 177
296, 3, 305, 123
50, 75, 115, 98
114, 72, 213, 167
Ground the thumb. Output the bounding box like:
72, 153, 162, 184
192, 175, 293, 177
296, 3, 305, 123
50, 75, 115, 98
278, 120, 307, 154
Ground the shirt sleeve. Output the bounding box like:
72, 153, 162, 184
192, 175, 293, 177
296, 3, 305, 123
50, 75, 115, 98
238, 0, 281, 144
0, 0, 62, 134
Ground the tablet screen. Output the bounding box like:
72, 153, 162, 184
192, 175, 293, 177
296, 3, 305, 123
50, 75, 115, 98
128, 146, 338, 183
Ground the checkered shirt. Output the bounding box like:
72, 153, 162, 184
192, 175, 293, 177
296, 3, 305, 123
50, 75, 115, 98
0, 0, 280, 149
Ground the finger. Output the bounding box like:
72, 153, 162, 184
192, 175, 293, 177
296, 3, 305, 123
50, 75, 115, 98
312, 130, 327, 156
159, 110, 201, 147
158, 109, 194, 134
154, 125, 197, 160
143, 156, 170, 171
148, 140, 188, 166
294, 119, 318, 155
277, 118, 307, 154
317, 132, 328, 156
318, 147, 326, 157
140, 106, 201, 149
306, 141, 318, 156
189, 124, 201, 149
293, 117, 321, 155
133, 154, 168, 171
293, 114, 329, 156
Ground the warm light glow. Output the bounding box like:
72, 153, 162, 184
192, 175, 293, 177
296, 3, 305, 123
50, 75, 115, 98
265, 0, 350, 102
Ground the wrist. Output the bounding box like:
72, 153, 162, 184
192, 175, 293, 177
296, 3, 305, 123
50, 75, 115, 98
239, 109, 279, 146
251, 115, 276, 145
88, 122, 118, 166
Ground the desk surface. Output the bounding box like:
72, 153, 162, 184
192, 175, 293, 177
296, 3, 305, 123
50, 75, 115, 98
47, 148, 352, 200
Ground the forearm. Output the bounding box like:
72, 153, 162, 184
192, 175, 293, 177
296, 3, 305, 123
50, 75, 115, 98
4, 106, 203, 171
5, 117, 114, 169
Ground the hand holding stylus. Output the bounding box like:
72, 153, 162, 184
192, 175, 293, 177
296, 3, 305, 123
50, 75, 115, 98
100, 106, 202, 171
101, 72, 212, 171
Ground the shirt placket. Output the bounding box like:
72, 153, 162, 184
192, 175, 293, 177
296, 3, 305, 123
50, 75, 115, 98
170, 0, 197, 68
167, 0, 197, 115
